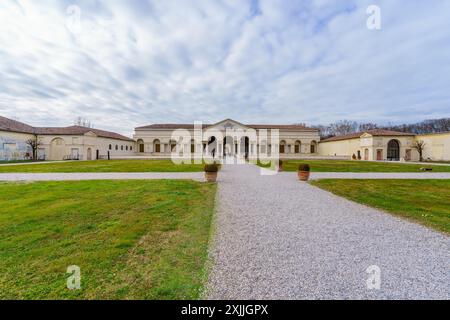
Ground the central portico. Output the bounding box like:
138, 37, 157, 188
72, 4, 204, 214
133, 119, 321, 159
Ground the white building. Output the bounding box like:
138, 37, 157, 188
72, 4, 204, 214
0, 116, 134, 161
133, 119, 321, 160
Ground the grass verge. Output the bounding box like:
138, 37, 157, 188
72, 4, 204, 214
0, 179, 216, 299
311, 179, 450, 234
0, 160, 204, 173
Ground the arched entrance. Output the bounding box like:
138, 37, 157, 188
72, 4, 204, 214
153, 139, 161, 153
208, 136, 217, 158
137, 139, 144, 153
364, 148, 369, 160
279, 140, 286, 154
240, 136, 249, 159
87, 147, 92, 160
223, 136, 233, 157
310, 140, 317, 154
387, 139, 400, 161
295, 140, 301, 154
50, 138, 65, 160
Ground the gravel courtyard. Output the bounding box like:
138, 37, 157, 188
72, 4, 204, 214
206, 164, 449, 299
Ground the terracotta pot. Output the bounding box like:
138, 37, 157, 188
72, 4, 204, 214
205, 172, 218, 182
298, 171, 310, 181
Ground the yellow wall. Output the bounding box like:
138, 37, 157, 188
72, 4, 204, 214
318, 135, 419, 161
318, 138, 360, 159
416, 132, 450, 161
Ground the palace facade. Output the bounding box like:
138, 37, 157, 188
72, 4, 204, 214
1, 115, 449, 162
133, 119, 321, 160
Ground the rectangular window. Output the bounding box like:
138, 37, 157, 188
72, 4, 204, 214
3, 143, 17, 151
155, 144, 160, 153
71, 148, 79, 159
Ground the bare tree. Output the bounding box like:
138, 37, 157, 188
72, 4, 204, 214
313, 125, 334, 139
412, 140, 426, 162
25, 136, 42, 161
74, 117, 93, 128
359, 122, 378, 131
329, 120, 358, 136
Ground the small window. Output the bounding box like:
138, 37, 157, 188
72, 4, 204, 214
130, 146, 132, 151
126, 146, 128, 151
109, 144, 112, 150
115, 145, 118, 150
121, 145, 124, 150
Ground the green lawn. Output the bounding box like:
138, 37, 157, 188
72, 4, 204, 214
0, 160, 204, 173
271, 160, 450, 172
311, 179, 450, 234
0, 160, 36, 164
0, 180, 216, 299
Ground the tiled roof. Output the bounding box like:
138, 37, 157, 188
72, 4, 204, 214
36, 126, 134, 141
136, 123, 317, 131
0, 116, 35, 134
0, 116, 133, 142
320, 129, 415, 142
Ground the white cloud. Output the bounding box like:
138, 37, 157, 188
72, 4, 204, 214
0, 0, 449, 135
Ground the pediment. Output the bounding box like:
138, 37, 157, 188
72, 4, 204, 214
360, 132, 373, 138
84, 131, 98, 137
205, 119, 250, 131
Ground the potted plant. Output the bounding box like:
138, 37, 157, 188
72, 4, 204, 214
278, 159, 283, 172
297, 164, 310, 181
204, 163, 219, 182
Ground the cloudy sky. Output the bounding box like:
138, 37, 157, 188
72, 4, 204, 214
1, 0, 450, 135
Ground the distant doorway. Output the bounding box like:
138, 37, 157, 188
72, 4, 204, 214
376, 149, 383, 161
223, 136, 233, 157
364, 148, 369, 161
240, 136, 249, 159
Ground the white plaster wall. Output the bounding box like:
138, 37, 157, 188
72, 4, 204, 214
0, 130, 35, 160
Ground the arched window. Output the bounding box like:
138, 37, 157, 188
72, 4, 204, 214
279, 140, 286, 154
295, 140, 301, 154
115, 145, 118, 150
137, 139, 144, 153
121, 145, 124, 151
126, 146, 128, 151
130, 146, 132, 151
170, 139, 177, 152
109, 144, 112, 150
191, 139, 195, 153
310, 140, 317, 154
153, 139, 161, 153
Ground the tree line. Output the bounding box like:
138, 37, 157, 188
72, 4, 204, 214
311, 118, 450, 139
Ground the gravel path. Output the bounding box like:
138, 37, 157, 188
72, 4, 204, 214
0, 172, 204, 182
206, 164, 449, 299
